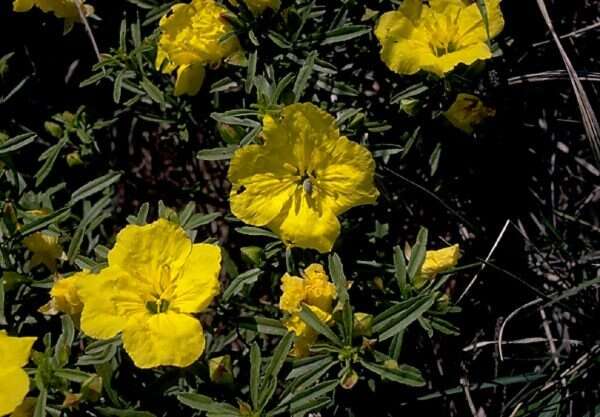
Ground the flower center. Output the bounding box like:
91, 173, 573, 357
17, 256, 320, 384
146, 298, 170, 314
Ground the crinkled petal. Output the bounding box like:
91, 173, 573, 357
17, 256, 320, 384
0, 367, 30, 416
268, 188, 341, 253
107, 219, 192, 288
174, 63, 206, 96
122, 311, 205, 368
279, 274, 306, 314
421, 244, 461, 278
171, 243, 221, 313
425, 43, 492, 75
316, 136, 379, 216
229, 144, 297, 227
78, 268, 126, 340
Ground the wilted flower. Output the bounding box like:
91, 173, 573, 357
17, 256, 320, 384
40, 274, 85, 316
0, 331, 36, 417
420, 244, 461, 279
12, 0, 94, 23
77, 219, 221, 368
375, 0, 504, 77
279, 264, 337, 357
22, 231, 63, 272
231, 0, 280, 15
228, 103, 379, 253
444, 93, 496, 134
156, 0, 241, 96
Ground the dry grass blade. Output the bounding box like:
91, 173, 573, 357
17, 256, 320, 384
508, 70, 600, 85
536, 0, 600, 166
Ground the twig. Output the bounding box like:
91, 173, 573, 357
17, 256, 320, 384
457, 219, 510, 304
498, 298, 543, 361
532, 21, 600, 47
74, 0, 102, 63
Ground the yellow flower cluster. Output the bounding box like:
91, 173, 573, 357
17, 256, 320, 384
72, 219, 222, 368
279, 264, 337, 357
12, 0, 94, 22
228, 103, 380, 253
375, 0, 504, 77
444, 93, 496, 134
0, 331, 36, 417
156, 0, 241, 96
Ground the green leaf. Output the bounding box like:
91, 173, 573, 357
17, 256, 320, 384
0, 277, 5, 325
360, 361, 426, 387
429, 316, 460, 336
373, 294, 436, 341
328, 253, 348, 305
54, 368, 93, 383
177, 393, 239, 415
299, 305, 342, 346
139, 78, 164, 105
33, 390, 47, 417
245, 50, 258, 94
293, 52, 316, 102
250, 342, 261, 408
235, 226, 279, 239
393, 245, 407, 295
183, 212, 221, 229
35, 138, 67, 186
321, 25, 371, 45
263, 332, 294, 381
222, 268, 261, 302
407, 227, 428, 281
272, 379, 338, 415
239, 316, 288, 336
71, 171, 121, 205
197, 145, 239, 161
97, 407, 157, 417
0, 132, 37, 155
17, 207, 71, 237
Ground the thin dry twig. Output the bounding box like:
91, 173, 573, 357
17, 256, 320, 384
536, 0, 600, 166
74, 0, 102, 63
498, 298, 543, 361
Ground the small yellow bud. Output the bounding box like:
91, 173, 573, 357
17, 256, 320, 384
44, 121, 63, 139
66, 151, 83, 167
209, 355, 234, 385
353, 312, 373, 337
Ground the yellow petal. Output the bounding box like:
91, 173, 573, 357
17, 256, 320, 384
174, 63, 206, 96
50, 274, 84, 316
122, 311, 205, 368
458, 0, 504, 43
171, 243, 221, 314
229, 144, 298, 227
0, 367, 30, 417
78, 268, 126, 340
0, 332, 36, 369
107, 219, 192, 288
421, 244, 461, 278
425, 43, 492, 76
316, 135, 379, 216
304, 268, 336, 314
22, 232, 63, 272
279, 273, 306, 314
268, 188, 341, 253
12, 0, 34, 12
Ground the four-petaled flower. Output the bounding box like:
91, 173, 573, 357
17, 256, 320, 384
156, 0, 241, 96
375, 0, 504, 77
228, 103, 379, 253
279, 264, 337, 357
77, 219, 221, 369
0, 331, 36, 417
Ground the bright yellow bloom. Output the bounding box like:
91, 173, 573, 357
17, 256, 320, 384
231, 0, 280, 15
279, 264, 337, 357
156, 0, 240, 96
41, 274, 85, 316
77, 219, 221, 369
421, 244, 461, 279
374, 0, 504, 77
444, 93, 496, 134
228, 103, 379, 253
0, 331, 36, 417
13, 0, 94, 22
22, 232, 63, 272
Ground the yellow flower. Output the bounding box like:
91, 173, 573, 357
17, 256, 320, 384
22, 232, 63, 272
41, 274, 85, 316
278, 264, 337, 357
13, 0, 94, 22
0, 331, 36, 417
420, 244, 461, 279
228, 103, 379, 253
156, 0, 240, 96
444, 93, 496, 134
374, 0, 504, 77
77, 219, 222, 369
231, 0, 280, 15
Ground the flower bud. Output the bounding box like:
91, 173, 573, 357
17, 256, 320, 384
240, 246, 264, 267
353, 312, 373, 337
209, 355, 234, 385
44, 121, 63, 139
66, 151, 83, 167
